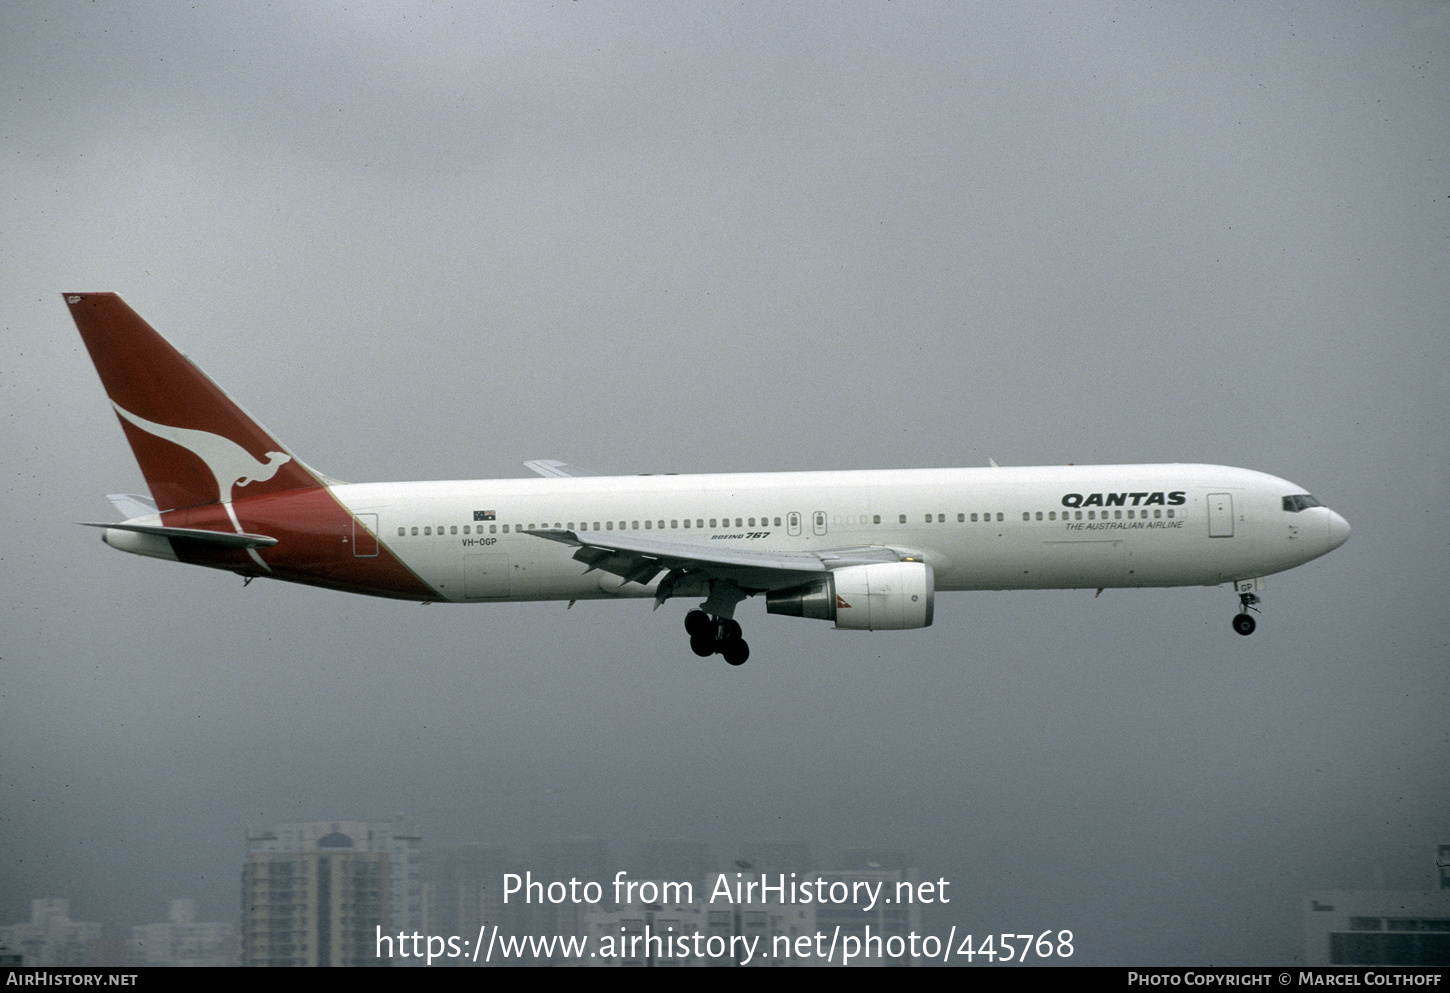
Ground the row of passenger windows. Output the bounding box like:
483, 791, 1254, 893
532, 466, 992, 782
395, 507, 1175, 537
918, 508, 1174, 523
399, 517, 784, 537
1022, 508, 1173, 521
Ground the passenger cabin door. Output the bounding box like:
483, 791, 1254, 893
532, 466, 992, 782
352, 514, 379, 557
1207, 493, 1234, 538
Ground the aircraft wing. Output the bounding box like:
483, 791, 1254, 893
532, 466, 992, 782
522, 460, 601, 478
523, 528, 907, 605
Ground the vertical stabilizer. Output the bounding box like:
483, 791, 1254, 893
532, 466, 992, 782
65, 293, 322, 511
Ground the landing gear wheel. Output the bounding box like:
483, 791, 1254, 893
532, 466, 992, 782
684, 609, 753, 664
1233, 586, 1261, 636
721, 638, 750, 666
684, 610, 712, 638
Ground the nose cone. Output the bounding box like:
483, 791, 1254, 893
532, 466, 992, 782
1327, 510, 1351, 551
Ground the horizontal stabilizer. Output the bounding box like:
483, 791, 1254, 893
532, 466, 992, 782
78, 521, 279, 549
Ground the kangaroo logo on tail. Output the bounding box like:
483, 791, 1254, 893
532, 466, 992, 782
112, 401, 293, 504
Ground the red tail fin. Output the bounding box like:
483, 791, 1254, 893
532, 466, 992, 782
66, 293, 322, 512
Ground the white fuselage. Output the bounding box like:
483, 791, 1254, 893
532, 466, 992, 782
329, 463, 1348, 604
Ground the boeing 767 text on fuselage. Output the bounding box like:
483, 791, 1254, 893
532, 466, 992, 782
66, 293, 1350, 665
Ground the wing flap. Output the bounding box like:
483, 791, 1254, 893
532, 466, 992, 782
524, 528, 905, 594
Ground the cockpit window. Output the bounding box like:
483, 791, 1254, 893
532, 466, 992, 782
1282, 494, 1322, 513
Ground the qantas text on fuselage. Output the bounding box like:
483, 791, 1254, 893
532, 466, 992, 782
65, 293, 1350, 665
1061, 491, 1186, 508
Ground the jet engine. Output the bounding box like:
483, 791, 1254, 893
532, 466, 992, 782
766, 561, 934, 630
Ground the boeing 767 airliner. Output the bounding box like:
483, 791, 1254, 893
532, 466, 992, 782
66, 293, 1350, 665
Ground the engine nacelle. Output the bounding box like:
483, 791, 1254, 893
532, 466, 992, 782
766, 561, 934, 630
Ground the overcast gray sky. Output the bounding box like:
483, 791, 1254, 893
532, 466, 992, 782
2, 1, 1446, 965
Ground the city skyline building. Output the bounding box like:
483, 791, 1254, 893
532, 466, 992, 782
242, 820, 419, 967
1303, 845, 1450, 966
421, 844, 515, 966
129, 898, 237, 967
0, 898, 103, 967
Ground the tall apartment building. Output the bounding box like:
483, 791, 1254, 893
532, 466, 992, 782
242, 820, 420, 967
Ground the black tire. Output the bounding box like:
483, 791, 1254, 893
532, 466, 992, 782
719, 618, 743, 642
1232, 613, 1256, 636
721, 638, 749, 666
685, 610, 712, 638
690, 634, 716, 657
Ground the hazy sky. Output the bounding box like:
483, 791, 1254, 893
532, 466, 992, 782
2, 1, 1446, 965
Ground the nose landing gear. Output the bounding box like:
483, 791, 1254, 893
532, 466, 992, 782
1232, 582, 1261, 636
685, 609, 751, 665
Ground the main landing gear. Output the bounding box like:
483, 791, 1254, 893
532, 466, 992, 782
685, 609, 750, 666
1232, 588, 1261, 636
